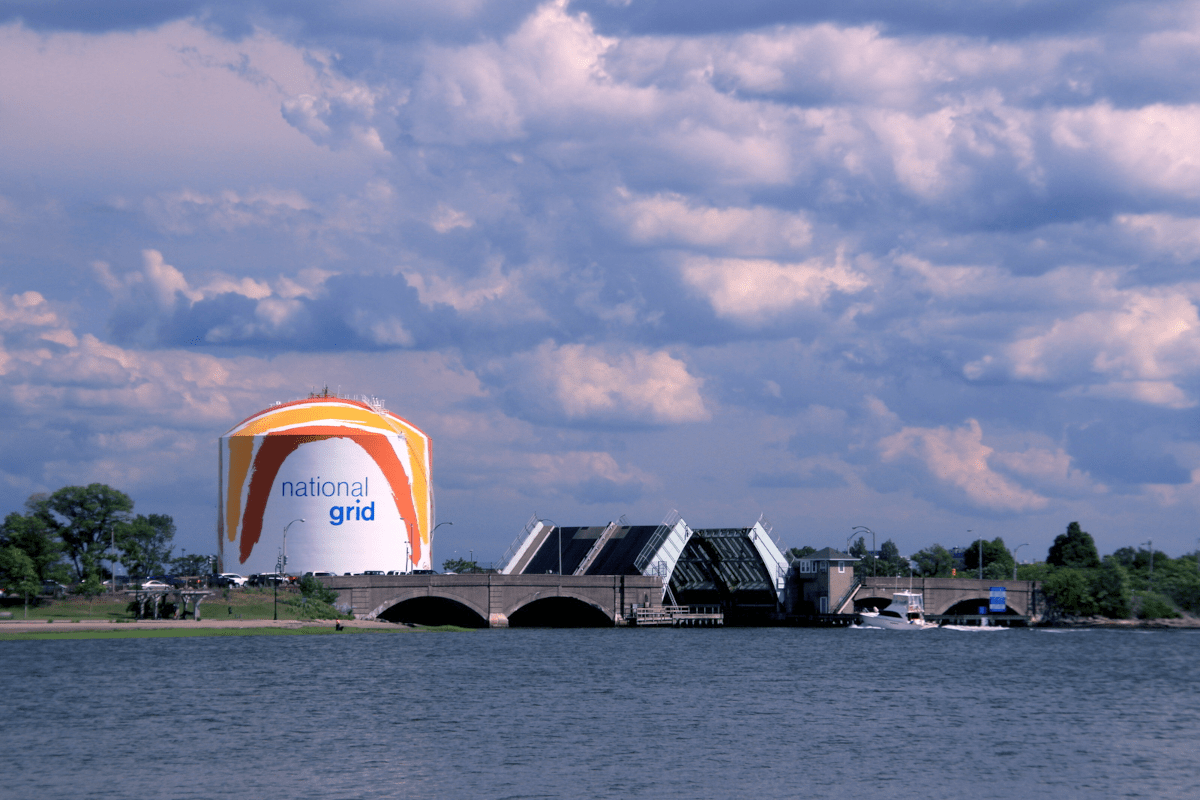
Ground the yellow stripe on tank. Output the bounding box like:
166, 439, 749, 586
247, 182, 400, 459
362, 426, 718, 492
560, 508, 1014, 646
229, 404, 397, 437
225, 436, 255, 542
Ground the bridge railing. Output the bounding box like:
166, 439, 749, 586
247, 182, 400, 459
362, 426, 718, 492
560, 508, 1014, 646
830, 576, 862, 615
497, 513, 539, 574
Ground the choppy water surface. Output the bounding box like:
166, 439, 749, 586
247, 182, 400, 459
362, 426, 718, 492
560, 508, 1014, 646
3, 627, 1198, 799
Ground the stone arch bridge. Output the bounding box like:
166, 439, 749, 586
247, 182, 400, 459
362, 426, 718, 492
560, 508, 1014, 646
322, 573, 664, 627
849, 577, 1043, 619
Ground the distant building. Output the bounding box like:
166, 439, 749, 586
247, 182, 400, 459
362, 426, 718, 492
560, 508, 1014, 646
787, 548, 859, 616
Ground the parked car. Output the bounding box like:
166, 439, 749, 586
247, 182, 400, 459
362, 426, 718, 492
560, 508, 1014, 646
138, 580, 171, 590
303, 572, 335, 578
213, 573, 247, 587
41, 580, 68, 596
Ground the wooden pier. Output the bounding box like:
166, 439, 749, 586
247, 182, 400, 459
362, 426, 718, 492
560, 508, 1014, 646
633, 605, 724, 627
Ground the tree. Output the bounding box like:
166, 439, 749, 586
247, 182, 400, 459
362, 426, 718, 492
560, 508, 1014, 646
876, 540, 910, 577
30, 485, 134, 581
1043, 568, 1097, 617
442, 557, 477, 573
1091, 557, 1132, 619
911, 544, 954, 577
114, 513, 175, 576
1047, 522, 1101, 569
0, 507, 63, 581
789, 546, 817, 559
76, 569, 104, 609
168, 552, 212, 577
963, 537, 1015, 580
848, 537, 876, 575
0, 546, 41, 617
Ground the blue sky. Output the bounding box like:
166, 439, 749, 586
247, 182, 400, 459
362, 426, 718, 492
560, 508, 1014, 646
1, 0, 1198, 565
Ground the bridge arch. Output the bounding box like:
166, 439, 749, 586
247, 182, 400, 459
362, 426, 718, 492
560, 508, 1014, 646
504, 589, 614, 627
940, 598, 1017, 617
367, 590, 489, 627
854, 595, 893, 613
507, 596, 613, 627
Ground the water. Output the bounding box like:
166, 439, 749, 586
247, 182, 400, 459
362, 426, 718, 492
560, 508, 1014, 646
2, 627, 1198, 799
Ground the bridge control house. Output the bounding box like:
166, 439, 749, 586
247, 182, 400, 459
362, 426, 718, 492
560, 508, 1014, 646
786, 548, 860, 619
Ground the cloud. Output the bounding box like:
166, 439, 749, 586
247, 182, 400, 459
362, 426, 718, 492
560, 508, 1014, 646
681, 252, 868, 322
6, 2, 1200, 559
613, 189, 812, 256
879, 419, 1049, 512
143, 188, 314, 235
528, 450, 653, 504
492, 341, 709, 425
965, 284, 1200, 408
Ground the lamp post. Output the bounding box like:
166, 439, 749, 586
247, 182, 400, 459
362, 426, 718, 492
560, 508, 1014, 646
276, 518, 304, 621
852, 526, 875, 577
1011, 543, 1029, 581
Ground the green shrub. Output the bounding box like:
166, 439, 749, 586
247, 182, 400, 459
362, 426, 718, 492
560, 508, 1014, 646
1135, 592, 1179, 620
299, 574, 339, 605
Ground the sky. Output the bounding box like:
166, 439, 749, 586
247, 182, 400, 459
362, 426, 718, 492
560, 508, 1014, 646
1, 0, 1199, 567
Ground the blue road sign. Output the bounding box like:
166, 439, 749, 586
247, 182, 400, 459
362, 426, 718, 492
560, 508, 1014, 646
989, 586, 1006, 613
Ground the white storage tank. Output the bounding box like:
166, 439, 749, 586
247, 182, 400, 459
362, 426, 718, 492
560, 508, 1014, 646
218, 394, 433, 576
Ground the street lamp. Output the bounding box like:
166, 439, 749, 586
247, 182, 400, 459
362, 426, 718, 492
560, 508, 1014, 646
275, 518, 305, 621
852, 526, 875, 577
1011, 543, 1029, 581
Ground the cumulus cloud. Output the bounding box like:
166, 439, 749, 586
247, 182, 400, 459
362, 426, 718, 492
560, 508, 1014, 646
879, 419, 1049, 512
7, 2, 1200, 557
681, 252, 868, 322
492, 341, 709, 425
528, 450, 654, 504
613, 189, 812, 256
965, 285, 1200, 408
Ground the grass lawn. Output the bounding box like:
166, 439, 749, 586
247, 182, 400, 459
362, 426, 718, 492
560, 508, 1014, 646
1, 587, 349, 622
0, 626, 381, 641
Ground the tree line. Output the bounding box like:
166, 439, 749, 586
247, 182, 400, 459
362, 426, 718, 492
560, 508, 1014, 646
793, 522, 1200, 620
0, 483, 195, 600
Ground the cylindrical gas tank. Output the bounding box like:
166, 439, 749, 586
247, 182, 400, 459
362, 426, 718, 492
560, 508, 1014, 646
218, 396, 433, 576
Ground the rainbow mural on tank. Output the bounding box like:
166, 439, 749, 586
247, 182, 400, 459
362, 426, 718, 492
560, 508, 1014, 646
218, 396, 433, 575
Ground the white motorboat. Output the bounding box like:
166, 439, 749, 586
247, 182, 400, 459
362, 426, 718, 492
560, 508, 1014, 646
857, 590, 934, 630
